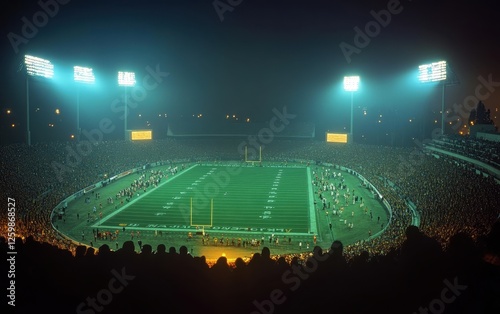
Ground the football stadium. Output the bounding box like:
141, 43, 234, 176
2, 1, 500, 314
2, 136, 499, 313
59, 156, 390, 261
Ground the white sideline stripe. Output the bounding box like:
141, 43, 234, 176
92, 224, 311, 236
307, 166, 318, 235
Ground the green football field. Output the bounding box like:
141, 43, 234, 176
97, 164, 314, 234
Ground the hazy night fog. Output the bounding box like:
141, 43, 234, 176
2, 3, 500, 314
1, 0, 499, 145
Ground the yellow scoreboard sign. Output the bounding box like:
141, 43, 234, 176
326, 133, 348, 143
131, 130, 153, 140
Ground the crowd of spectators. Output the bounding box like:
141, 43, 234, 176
1, 138, 498, 255
427, 134, 500, 168
1, 137, 499, 312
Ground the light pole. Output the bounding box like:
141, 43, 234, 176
24, 55, 54, 146
74, 66, 95, 141
26, 76, 30, 146
118, 71, 136, 140
344, 76, 360, 143
418, 60, 449, 136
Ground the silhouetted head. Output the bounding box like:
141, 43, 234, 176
313, 246, 323, 257
141, 244, 152, 255
250, 252, 261, 264
277, 256, 288, 268
235, 257, 246, 269
216, 256, 228, 267
122, 240, 135, 253
26, 235, 35, 244
405, 225, 421, 240
261, 246, 271, 258
156, 244, 166, 254
75, 245, 86, 258
179, 245, 188, 255
330, 240, 343, 255
85, 247, 95, 257
98, 244, 110, 256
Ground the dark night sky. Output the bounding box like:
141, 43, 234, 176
1, 0, 499, 144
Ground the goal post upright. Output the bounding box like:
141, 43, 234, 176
190, 197, 213, 235
244, 145, 262, 163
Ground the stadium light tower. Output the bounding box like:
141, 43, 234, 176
74, 66, 95, 141
24, 55, 54, 146
418, 60, 447, 136
344, 75, 360, 143
118, 71, 136, 140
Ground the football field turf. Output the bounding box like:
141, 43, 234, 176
97, 164, 315, 235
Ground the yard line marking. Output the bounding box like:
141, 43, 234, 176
94, 164, 199, 226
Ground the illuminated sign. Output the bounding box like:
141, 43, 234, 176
131, 130, 152, 140
326, 133, 348, 143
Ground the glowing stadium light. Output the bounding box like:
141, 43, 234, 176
24, 55, 54, 78
118, 71, 136, 139
74, 66, 95, 84
418, 60, 447, 83
343, 76, 360, 92
23, 55, 54, 146
344, 76, 360, 143
118, 71, 136, 86
74, 66, 95, 140
418, 60, 456, 136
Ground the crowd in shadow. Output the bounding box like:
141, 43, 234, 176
5, 221, 500, 314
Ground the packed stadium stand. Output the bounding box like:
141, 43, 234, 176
426, 134, 500, 169
1, 138, 499, 313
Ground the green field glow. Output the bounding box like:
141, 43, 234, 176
99, 165, 312, 234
